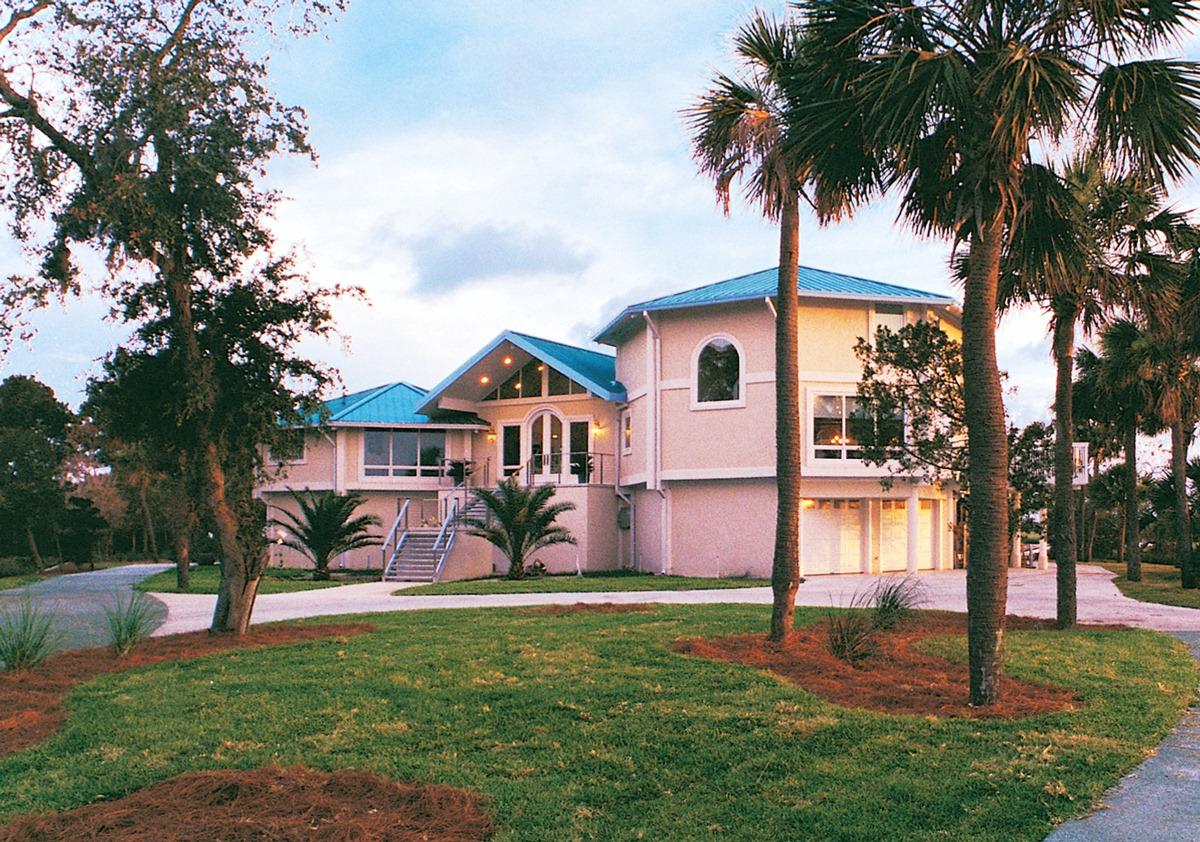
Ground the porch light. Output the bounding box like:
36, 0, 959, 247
480, 375, 490, 385
592, 422, 604, 435
486, 430, 497, 442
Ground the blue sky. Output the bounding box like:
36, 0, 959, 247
3, 0, 1198, 436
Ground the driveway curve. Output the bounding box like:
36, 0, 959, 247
0, 564, 171, 653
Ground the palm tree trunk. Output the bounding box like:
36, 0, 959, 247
961, 217, 1009, 706
1124, 424, 1141, 582
1173, 419, 1196, 588
1050, 303, 1077, 627
769, 188, 802, 642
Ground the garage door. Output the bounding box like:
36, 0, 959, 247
880, 500, 907, 572
802, 499, 862, 575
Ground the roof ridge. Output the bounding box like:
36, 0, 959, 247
633, 265, 777, 308
507, 330, 615, 359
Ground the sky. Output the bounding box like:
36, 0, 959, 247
2, 0, 1199, 438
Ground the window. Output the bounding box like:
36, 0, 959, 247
481, 362, 586, 400
813, 394, 903, 461
267, 430, 306, 464
622, 412, 632, 453
363, 429, 445, 477
874, 303, 906, 334
696, 337, 741, 404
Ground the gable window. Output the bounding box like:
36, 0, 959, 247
813, 394, 903, 460
695, 337, 741, 405
481, 362, 587, 401
622, 412, 632, 453
363, 429, 445, 477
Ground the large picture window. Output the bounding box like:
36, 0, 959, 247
813, 394, 903, 460
696, 338, 741, 404
363, 430, 445, 477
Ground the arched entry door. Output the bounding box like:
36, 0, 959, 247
528, 411, 564, 479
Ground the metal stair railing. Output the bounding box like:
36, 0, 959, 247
380, 498, 411, 581
431, 497, 461, 582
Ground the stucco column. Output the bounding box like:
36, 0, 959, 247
906, 484, 919, 574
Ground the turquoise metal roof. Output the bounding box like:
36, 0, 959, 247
594, 265, 957, 343
418, 330, 626, 414
312, 382, 487, 427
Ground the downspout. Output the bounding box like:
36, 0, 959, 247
642, 311, 668, 574
614, 402, 635, 570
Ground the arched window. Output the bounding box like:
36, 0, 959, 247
696, 337, 741, 404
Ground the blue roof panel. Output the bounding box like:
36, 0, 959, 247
595, 264, 956, 342
310, 382, 486, 427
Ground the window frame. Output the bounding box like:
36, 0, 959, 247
361, 428, 447, 480
690, 333, 746, 410
804, 386, 906, 474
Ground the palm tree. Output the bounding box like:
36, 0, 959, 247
461, 479, 576, 580
791, 0, 1200, 705
686, 12, 865, 642
272, 490, 381, 581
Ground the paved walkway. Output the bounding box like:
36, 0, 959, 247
1047, 631, 1200, 842
152, 563, 1200, 635
0, 564, 172, 653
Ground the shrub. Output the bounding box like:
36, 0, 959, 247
0, 556, 37, 577
0, 599, 59, 670
104, 592, 158, 657
870, 576, 926, 630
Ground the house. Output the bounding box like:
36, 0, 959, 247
259, 264, 961, 582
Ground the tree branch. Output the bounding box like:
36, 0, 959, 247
0, 1, 50, 45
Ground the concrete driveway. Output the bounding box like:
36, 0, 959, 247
0, 564, 172, 653
151, 563, 1200, 635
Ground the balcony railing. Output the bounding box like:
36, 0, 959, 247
522, 451, 611, 486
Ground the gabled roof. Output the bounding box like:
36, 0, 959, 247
312, 382, 487, 428
594, 264, 958, 344
418, 330, 626, 414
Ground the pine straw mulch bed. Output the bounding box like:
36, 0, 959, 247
523, 602, 657, 616
0, 622, 374, 757
0, 765, 494, 842
674, 611, 1087, 719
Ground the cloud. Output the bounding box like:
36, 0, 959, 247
403, 223, 591, 294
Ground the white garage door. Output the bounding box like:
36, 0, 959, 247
802, 499, 862, 575
880, 500, 907, 572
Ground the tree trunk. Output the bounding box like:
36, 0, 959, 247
138, 484, 159, 560
769, 188, 802, 642
26, 525, 43, 569
174, 508, 195, 591
158, 254, 260, 634
1174, 419, 1196, 588
1124, 424, 1141, 582
1050, 303, 1077, 628
961, 217, 1009, 707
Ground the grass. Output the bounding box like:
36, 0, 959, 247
398, 569, 768, 596
1096, 561, 1200, 610
0, 574, 46, 593
0, 604, 1192, 841
135, 566, 359, 595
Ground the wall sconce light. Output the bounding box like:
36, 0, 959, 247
592, 421, 605, 435
486, 428, 497, 442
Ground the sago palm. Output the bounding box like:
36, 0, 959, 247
272, 490, 381, 581
791, 0, 1200, 705
461, 479, 577, 580
685, 11, 866, 641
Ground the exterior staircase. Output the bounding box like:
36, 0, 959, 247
382, 494, 490, 583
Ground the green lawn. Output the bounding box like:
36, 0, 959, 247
398, 570, 768, 596
1097, 561, 1200, 610
135, 565, 356, 595
0, 605, 1192, 841
0, 574, 45, 593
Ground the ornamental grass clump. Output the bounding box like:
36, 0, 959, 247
104, 592, 158, 658
870, 576, 926, 630
826, 576, 926, 665
0, 598, 59, 671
